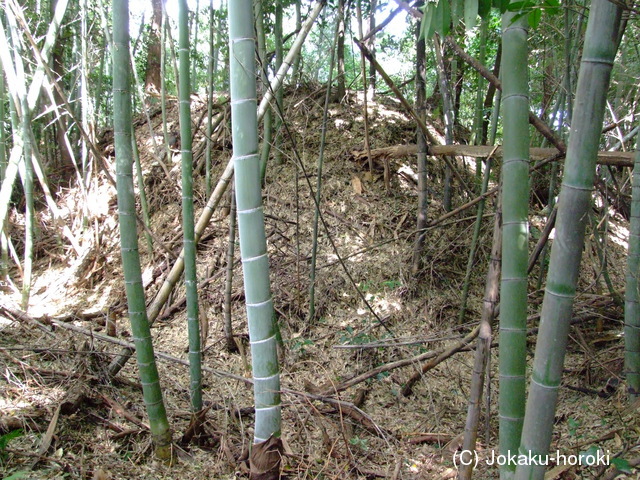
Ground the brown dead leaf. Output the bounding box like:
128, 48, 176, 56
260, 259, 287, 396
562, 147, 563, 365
352, 175, 364, 194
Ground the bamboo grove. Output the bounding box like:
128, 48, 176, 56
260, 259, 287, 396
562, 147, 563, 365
0, 0, 639, 478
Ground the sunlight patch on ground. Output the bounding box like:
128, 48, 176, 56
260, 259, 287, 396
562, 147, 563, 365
608, 215, 629, 249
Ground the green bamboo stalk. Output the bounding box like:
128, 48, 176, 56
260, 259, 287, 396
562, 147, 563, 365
336, 0, 346, 101
0, 58, 8, 281
458, 192, 502, 480
107, 0, 323, 377
291, 0, 302, 83
257, 0, 325, 120
433, 35, 454, 212
458, 157, 493, 324
79, 0, 90, 183
625, 124, 640, 400
590, 210, 622, 306
473, 18, 488, 188
498, 10, 530, 479
205, 1, 215, 198
224, 188, 237, 353
5, 4, 34, 310
255, 0, 273, 182
178, 0, 203, 413
0, 0, 68, 242
308, 14, 339, 324
20, 106, 33, 310
166, 11, 180, 96
228, 1, 282, 473
515, 1, 622, 478
190, 0, 200, 91
356, 0, 373, 175
411, 26, 428, 275
274, 0, 283, 166
132, 125, 154, 254
212, 4, 221, 87
112, 0, 172, 460
367, 0, 376, 98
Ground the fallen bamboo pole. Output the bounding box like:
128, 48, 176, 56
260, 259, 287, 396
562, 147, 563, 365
351, 144, 634, 168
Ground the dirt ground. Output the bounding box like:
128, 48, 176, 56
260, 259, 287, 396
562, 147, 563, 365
0, 84, 638, 479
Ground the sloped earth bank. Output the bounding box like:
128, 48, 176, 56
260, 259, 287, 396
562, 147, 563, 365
0, 85, 637, 479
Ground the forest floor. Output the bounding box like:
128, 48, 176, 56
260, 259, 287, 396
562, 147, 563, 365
0, 84, 638, 480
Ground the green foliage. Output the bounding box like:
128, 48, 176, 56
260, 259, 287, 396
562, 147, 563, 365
348, 436, 369, 451
0, 429, 23, 462
611, 457, 633, 474
339, 326, 372, 345
419, 0, 450, 40
290, 337, 314, 354
3, 472, 28, 480
381, 278, 401, 289
567, 417, 580, 437
505, 0, 561, 29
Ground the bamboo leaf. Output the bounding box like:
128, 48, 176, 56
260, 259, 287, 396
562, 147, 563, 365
542, 0, 561, 15
506, 0, 536, 11
527, 7, 542, 28
496, 0, 514, 12
434, 0, 451, 36
419, 2, 435, 40
464, 0, 478, 30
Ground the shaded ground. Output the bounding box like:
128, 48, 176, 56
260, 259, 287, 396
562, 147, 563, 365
0, 84, 638, 479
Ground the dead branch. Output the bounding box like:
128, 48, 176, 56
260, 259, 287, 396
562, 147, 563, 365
351, 144, 634, 168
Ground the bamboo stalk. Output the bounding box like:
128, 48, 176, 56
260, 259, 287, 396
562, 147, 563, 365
515, 1, 622, 477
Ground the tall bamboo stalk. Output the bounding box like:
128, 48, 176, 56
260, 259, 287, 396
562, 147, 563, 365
411, 25, 428, 275
228, 1, 282, 476
205, 1, 215, 198
190, 0, 200, 91
515, 1, 622, 478
108, 0, 324, 377
5, 4, 34, 310
459, 156, 493, 324
112, 0, 172, 460
499, 10, 529, 479
255, 0, 272, 182
0, 57, 7, 281
178, 0, 203, 413
308, 15, 339, 323
291, 0, 302, 83
458, 192, 502, 480
131, 124, 153, 253
473, 18, 488, 188
434, 35, 454, 212
356, 0, 373, 175
224, 187, 237, 353
625, 126, 640, 400
274, 0, 283, 166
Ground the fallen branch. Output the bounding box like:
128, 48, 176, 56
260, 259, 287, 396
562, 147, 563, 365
1, 305, 386, 440
322, 325, 479, 397
401, 327, 480, 396
351, 144, 634, 168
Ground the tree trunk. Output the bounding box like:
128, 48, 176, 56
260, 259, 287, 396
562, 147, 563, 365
145, 0, 163, 94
